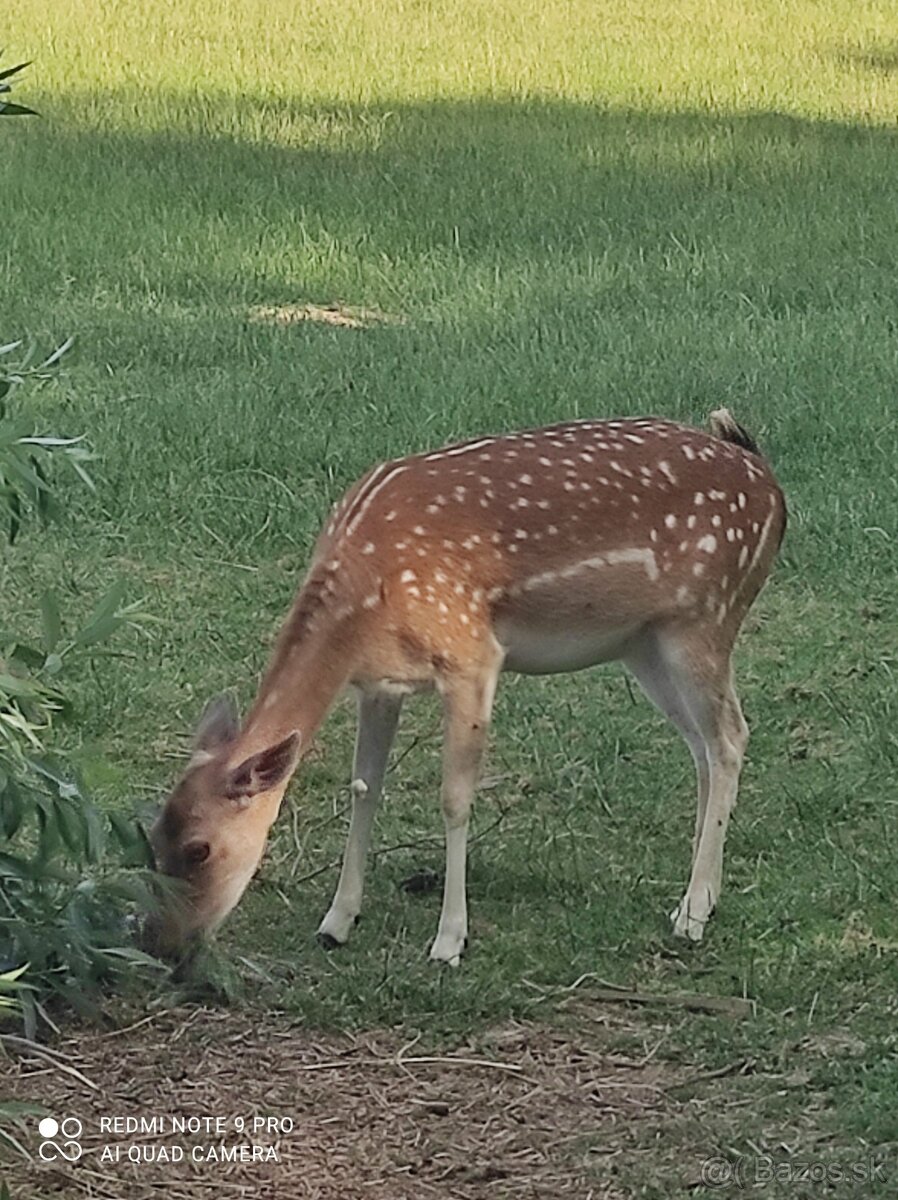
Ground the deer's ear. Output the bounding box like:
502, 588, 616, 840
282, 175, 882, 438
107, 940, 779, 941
224, 732, 301, 805
194, 694, 240, 754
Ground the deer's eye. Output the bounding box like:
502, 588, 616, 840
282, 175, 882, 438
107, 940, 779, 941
183, 840, 211, 867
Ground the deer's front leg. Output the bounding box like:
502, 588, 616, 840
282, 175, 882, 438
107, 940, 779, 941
318, 691, 402, 947
430, 661, 500, 967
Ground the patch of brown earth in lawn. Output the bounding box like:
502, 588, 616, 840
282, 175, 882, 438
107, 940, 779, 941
247, 303, 404, 329
2, 1007, 684, 1199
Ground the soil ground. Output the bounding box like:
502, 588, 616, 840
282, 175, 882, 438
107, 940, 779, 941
4, 1005, 689, 1199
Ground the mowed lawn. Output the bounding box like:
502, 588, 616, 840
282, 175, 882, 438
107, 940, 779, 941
4, 0, 898, 1189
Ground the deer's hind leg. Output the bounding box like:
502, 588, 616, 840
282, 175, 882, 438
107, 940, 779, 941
625, 631, 711, 863
624, 623, 748, 942
429, 643, 503, 967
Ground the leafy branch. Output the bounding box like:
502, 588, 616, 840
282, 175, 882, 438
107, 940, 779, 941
0, 339, 93, 542
0, 53, 37, 118
1, 339, 161, 1040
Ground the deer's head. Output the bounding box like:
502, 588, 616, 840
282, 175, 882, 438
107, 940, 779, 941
145, 695, 300, 958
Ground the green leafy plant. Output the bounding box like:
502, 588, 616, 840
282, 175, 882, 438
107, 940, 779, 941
0, 1098, 43, 1166
0, 962, 45, 1165
0, 338, 90, 543
0, 964, 28, 1014
0, 53, 37, 117
1, 341, 161, 1038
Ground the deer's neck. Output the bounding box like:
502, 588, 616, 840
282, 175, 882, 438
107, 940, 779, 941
233, 567, 364, 761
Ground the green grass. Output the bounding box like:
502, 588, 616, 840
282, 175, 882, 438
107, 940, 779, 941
4, 1, 898, 1192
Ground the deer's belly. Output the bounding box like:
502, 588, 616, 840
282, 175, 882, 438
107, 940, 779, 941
494, 615, 641, 675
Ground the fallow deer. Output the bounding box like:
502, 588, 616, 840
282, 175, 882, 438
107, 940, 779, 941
148, 409, 785, 964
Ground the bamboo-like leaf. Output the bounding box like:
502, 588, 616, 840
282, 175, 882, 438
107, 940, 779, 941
100, 946, 165, 969
73, 580, 128, 647
54, 795, 87, 856
0, 709, 43, 746
0, 1128, 31, 1163
108, 811, 156, 868
29, 756, 82, 801
0, 775, 24, 839
0, 851, 31, 878
83, 802, 106, 863
0, 101, 38, 117
35, 801, 62, 861
0, 963, 30, 986
21, 992, 37, 1041
7, 489, 20, 544
0, 60, 31, 83
35, 336, 74, 370
0, 1101, 42, 1117
2, 450, 48, 493
0, 673, 43, 698
64, 447, 96, 490
10, 642, 50, 670
17, 434, 87, 448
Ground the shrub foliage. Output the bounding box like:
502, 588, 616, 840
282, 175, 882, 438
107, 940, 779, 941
1, 341, 159, 1039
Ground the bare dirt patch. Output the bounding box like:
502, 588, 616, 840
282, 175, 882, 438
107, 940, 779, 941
247, 303, 404, 329
2, 1007, 685, 1199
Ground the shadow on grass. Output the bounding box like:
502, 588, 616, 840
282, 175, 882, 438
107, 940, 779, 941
7, 92, 898, 316
6, 92, 897, 540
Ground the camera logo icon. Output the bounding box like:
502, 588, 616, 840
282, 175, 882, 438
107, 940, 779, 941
38, 1116, 83, 1162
